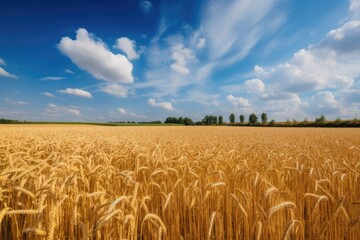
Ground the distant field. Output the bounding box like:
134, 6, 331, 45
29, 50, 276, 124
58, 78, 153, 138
1, 125, 360, 239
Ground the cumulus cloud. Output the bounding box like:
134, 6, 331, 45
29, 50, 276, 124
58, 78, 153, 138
244, 79, 266, 97
40, 76, 65, 81
0, 67, 17, 78
114, 37, 140, 60
321, 20, 360, 57
148, 98, 175, 111
170, 44, 195, 75
254, 0, 360, 95
58, 28, 134, 84
140, 0, 153, 13
43, 92, 55, 97
4, 98, 29, 105
59, 88, 93, 99
226, 95, 250, 107
307, 91, 340, 115
45, 103, 81, 116
255, 49, 354, 93
100, 84, 128, 98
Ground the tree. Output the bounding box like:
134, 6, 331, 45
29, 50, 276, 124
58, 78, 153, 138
164, 117, 179, 124
249, 113, 258, 125
219, 116, 223, 125
229, 113, 235, 124
178, 117, 184, 125
269, 119, 275, 126
202, 115, 218, 125
261, 112, 268, 125
184, 118, 194, 125
240, 115, 245, 124
315, 115, 326, 124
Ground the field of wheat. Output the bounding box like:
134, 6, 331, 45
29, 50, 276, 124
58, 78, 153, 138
0, 125, 359, 239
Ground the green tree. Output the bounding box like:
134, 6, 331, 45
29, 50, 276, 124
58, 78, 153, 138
249, 113, 258, 125
229, 113, 235, 124
219, 116, 223, 125
202, 115, 218, 125
184, 118, 194, 125
240, 114, 245, 124
164, 117, 178, 124
178, 117, 184, 124
261, 112, 268, 125
269, 119, 275, 126
315, 115, 326, 124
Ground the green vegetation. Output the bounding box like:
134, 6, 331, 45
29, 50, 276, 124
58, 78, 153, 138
164, 116, 194, 125
2, 114, 360, 128
229, 113, 235, 124
219, 116, 224, 125
249, 113, 259, 125
240, 114, 245, 124
261, 112, 268, 125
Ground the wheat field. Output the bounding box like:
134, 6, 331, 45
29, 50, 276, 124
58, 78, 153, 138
0, 125, 359, 239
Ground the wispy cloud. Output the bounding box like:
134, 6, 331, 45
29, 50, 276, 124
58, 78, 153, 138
100, 84, 128, 98
44, 103, 81, 116
0, 58, 5, 65
43, 92, 55, 97
59, 88, 93, 98
201, 0, 285, 65
117, 107, 145, 118
4, 98, 29, 105
64, 69, 74, 74
140, 0, 153, 13
0, 67, 17, 78
40, 76, 65, 81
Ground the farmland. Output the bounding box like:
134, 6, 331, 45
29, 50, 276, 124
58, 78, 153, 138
1, 125, 360, 239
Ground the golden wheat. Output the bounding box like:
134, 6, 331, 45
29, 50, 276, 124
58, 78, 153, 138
0, 125, 359, 239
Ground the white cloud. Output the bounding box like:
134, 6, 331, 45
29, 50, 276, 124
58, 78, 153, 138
244, 79, 265, 97
117, 107, 144, 118
0, 58, 5, 65
45, 103, 81, 116
321, 20, 360, 57
170, 44, 195, 75
140, 0, 153, 13
202, 0, 285, 64
114, 37, 140, 60
100, 84, 128, 98
40, 76, 65, 81
307, 91, 340, 115
256, 49, 354, 93
4, 98, 29, 105
64, 69, 74, 74
350, 0, 360, 19
43, 92, 55, 97
182, 90, 221, 107
148, 98, 175, 111
59, 88, 93, 99
117, 108, 127, 114
226, 95, 250, 107
58, 28, 134, 84
0, 67, 17, 78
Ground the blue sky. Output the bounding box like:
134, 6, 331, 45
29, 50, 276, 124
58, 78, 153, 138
1, 0, 359, 122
